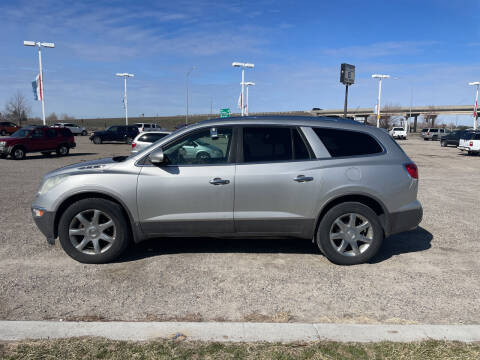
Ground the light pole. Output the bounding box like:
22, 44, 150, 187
469, 81, 480, 130
186, 66, 196, 125
23, 41, 55, 126
116, 73, 134, 125
232, 62, 254, 116
244, 82, 255, 116
371, 74, 390, 128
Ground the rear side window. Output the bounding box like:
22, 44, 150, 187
46, 129, 57, 138
60, 129, 71, 137
139, 133, 168, 142
313, 128, 383, 158
242, 127, 311, 163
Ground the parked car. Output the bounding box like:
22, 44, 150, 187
421, 128, 448, 140
131, 131, 171, 154
89, 125, 139, 144
458, 131, 480, 155
52, 122, 88, 136
0, 121, 20, 136
389, 127, 407, 140
440, 130, 473, 147
133, 123, 162, 133
32, 116, 422, 265
0, 126, 75, 160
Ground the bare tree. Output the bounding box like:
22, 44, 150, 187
46, 112, 58, 123
5, 91, 30, 126
423, 106, 438, 128
60, 113, 76, 121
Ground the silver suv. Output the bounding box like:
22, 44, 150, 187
32, 116, 422, 265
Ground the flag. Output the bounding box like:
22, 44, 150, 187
474, 99, 478, 119
237, 92, 242, 109
31, 74, 43, 101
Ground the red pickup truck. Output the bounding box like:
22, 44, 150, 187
0, 126, 76, 160
0, 121, 20, 136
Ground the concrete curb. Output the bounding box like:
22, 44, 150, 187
1, 321, 480, 343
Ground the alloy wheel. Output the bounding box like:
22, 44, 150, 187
68, 209, 116, 255
329, 213, 373, 257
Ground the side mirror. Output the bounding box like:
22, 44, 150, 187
150, 147, 165, 165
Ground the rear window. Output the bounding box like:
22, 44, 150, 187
143, 124, 151, 128
313, 128, 383, 158
421, 129, 428, 132
393, 127, 403, 131
139, 133, 168, 143
430, 129, 438, 132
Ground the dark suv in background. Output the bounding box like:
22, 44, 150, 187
90, 125, 139, 144
440, 129, 474, 147
0, 126, 75, 159
0, 121, 20, 136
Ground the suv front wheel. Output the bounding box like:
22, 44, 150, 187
58, 198, 130, 263
316, 202, 383, 265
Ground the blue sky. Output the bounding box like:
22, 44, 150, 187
0, 0, 479, 124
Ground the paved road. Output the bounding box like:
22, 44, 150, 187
0, 136, 479, 324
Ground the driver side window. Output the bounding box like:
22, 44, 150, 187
163, 127, 233, 165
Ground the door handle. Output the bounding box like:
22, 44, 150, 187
209, 177, 230, 185
294, 175, 314, 182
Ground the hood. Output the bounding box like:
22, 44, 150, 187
0, 136, 20, 143
43, 157, 120, 179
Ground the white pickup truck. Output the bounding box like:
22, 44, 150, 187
389, 127, 407, 140
458, 132, 480, 155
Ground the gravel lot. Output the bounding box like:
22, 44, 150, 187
0, 135, 479, 324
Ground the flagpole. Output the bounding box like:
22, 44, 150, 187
37, 44, 46, 126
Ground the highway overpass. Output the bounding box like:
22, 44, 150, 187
310, 105, 475, 131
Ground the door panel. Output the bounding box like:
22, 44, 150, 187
234, 161, 320, 236
137, 165, 235, 235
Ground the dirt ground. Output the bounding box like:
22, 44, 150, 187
0, 135, 479, 324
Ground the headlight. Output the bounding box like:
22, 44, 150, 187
0, 141, 5, 146
38, 174, 69, 195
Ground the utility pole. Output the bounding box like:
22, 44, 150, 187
232, 62, 254, 116
372, 74, 390, 128
24, 41, 55, 125
116, 73, 134, 125
469, 81, 479, 130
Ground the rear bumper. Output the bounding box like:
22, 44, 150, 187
31, 207, 56, 244
387, 200, 423, 236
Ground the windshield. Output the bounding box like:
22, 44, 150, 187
10, 129, 31, 138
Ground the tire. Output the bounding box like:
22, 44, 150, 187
11, 146, 25, 160
58, 198, 130, 264
41, 151, 51, 156
93, 136, 102, 144
196, 152, 211, 162
0, 130, 6, 136
125, 137, 133, 145
81, 130, 87, 136
56, 144, 69, 156
316, 202, 384, 265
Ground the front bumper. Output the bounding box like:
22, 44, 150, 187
387, 201, 423, 236
31, 207, 56, 244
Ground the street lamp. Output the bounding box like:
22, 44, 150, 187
371, 74, 390, 128
23, 41, 55, 125
469, 81, 480, 130
186, 66, 196, 125
116, 73, 134, 125
244, 82, 255, 116
232, 62, 254, 116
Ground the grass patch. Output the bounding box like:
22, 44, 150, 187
1, 338, 480, 359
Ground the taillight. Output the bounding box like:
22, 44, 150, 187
132, 142, 136, 148
427, 132, 430, 135
470, 141, 474, 147
142, 127, 144, 132
405, 163, 418, 179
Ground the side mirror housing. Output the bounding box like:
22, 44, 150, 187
150, 147, 165, 165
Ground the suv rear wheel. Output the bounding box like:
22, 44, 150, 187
0, 130, 6, 136
56, 144, 69, 156
93, 136, 102, 144
58, 198, 130, 263
316, 202, 383, 265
